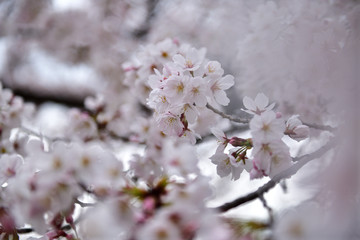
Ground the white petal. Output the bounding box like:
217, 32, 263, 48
243, 96, 256, 111
148, 75, 161, 89
185, 106, 197, 124
255, 93, 269, 109
211, 127, 226, 141
249, 115, 263, 131
194, 94, 207, 107
214, 90, 230, 106
231, 167, 243, 180
218, 75, 234, 90
172, 54, 186, 67
266, 102, 276, 111
217, 164, 231, 178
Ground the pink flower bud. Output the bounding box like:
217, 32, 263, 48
229, 137, 246, 147
143, 197, 156, 212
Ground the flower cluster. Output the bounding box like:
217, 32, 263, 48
79, 176, 231, 240
0, 83, 35, 156
1, 140, 126, 235
122, 38, 181, 105
210, 93, 310, 180
209, 128, 252, 180
246, 93, 309, 179
142, 39, 234, 143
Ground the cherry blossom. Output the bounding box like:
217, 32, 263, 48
242, 93, 275, 115
250, 111, 285, 142
211, 127, 230, 152
173, 47, 206, 71
210, 151, 245, 180
208, 75, 235, 106
0, 154, 23, 185
251, 140, 292, 178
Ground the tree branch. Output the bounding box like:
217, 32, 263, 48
215, 139, 336, 212
206, 104, 250, 124
206, 103, 335, 132
259, 195, 274, 225
1, 78, 86, 109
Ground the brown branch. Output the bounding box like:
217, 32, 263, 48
216, 139, 336, 212
206, 103, 250, 124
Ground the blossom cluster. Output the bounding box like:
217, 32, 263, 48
0, 133, 233, 239
0, 83, 35, 155
135, 39, 235, 143
210, 93, 310, 180
1, 140, 126, 234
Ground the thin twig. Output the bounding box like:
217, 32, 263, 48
75, 199, 95, 208
196, 124, 250, 144
206, 104, 250, 124
259, 195, 274, 226
19, 127, 71, 143
207, 103, 335, 132
216, 139, 336, 212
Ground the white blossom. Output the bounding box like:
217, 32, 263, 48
242, 93, 275, 115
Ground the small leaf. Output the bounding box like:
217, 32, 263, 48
123, 186, 147, 199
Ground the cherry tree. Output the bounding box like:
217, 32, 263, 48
0, 0, 358, 239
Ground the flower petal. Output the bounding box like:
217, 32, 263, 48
255, 93, 269, 109
243, 96, 256, 111
214, 90, 230, 106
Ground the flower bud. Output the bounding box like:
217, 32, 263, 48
229, 137, 246, 147
285, 115, 310, 141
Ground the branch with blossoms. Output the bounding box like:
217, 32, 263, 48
206, 101, 335, 132
0, 37, 340, 240
216, 137, 335, 212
